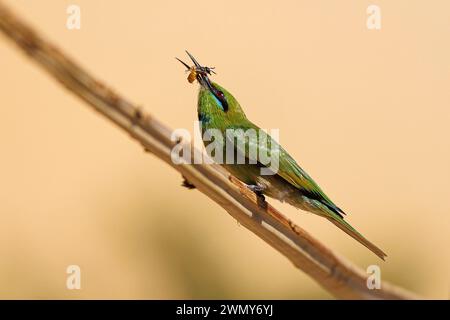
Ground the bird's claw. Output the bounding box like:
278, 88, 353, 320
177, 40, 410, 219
181, 176, 196, 189
247, 184, 265, 194
247, 184, 267, 208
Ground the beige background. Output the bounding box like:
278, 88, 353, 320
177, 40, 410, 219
0, 0, 448, 299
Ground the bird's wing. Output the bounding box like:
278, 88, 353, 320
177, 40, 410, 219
225, 122, 345, 216
224, 123, 389, 259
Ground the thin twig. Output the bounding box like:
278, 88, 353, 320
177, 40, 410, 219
0, 1, 418, 299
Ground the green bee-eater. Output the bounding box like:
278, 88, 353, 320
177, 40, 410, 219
177, 51, 387, 260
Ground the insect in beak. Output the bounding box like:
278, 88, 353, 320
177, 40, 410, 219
176, 51, 228, 111
176, 51, 217, 84
186, 51, 216, 75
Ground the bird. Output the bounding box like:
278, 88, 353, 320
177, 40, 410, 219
176, 51, 387, 260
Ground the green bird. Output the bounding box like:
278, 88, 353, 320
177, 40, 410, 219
177, 51, 387, 260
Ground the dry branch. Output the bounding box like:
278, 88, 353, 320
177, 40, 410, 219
0, 1, 418, 299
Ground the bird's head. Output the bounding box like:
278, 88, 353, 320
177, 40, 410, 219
176, 51, 245, 117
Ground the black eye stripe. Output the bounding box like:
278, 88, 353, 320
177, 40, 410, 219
215, 90, 228, 111
211, 86, 228, 111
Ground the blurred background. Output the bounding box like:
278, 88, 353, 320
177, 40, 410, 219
0, 0, 448, 299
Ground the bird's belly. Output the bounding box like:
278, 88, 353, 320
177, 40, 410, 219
221, 163, 260, 185
221, 163, 310, 210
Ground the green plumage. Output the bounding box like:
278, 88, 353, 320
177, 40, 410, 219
197, 82, 386, 260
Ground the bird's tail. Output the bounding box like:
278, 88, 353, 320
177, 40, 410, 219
325, 215, 387, 260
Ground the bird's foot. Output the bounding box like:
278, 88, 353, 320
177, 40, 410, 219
247, 184, 265, 196
181, 176, 196, 189
247, 184, 267, 208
